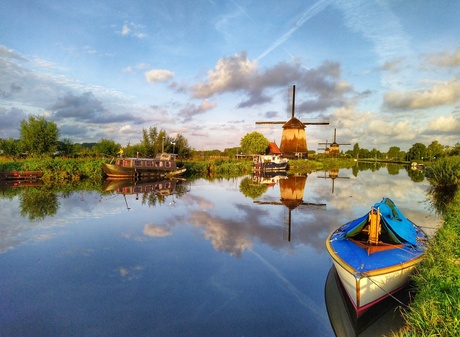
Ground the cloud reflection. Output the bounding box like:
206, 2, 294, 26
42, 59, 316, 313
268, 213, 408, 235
143, 224, 172, 238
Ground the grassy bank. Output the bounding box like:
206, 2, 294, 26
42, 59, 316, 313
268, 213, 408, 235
399, 191, 460, 336
395, 156, 460, 336
1, 156, 359, 182
1, 157, 105, 182
287, 157, 356, 173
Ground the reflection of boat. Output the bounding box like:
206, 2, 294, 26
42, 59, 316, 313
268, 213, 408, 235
0, 179, 44, 188
325, 265, 408, 336
252, 171, 287, 186
253, 154, 288, 172
325, 198, 427, 317
411, 162, 424, 170
0, 170, 43, 180
102, 153, 186, 179
103, 178, 181, 197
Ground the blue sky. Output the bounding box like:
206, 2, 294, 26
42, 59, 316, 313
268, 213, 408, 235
1, 0, 459, 152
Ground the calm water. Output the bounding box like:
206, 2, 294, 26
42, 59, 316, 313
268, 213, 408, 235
0, 165, 440, 337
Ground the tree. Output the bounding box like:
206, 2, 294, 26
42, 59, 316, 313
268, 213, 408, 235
93, 138, 120, 156
58, 138, 75, 157
370, 148, 381, 159
407, 143, 427, 161
352, 143, 360, 158
240, 132, 269, 155
448, 142, 460, 156
0, 138, 22, 156
387, 146, 401, 160
427, 140, 444, 160
141, 127, 166, 156
172, 134, 191, 158
20, 115, 59, 156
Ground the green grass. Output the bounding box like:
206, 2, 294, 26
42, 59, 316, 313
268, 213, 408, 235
394, 157, 460, 336
0, 157, 105, 182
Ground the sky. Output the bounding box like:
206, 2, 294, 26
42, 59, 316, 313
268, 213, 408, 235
1, 0, 459, 153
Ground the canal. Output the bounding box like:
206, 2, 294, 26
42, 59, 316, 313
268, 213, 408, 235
0, 164, 440, 336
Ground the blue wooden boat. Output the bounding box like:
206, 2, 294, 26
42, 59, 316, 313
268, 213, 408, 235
325, 198, 428, 316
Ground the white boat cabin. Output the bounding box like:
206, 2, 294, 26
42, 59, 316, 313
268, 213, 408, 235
115, 153, 177, 169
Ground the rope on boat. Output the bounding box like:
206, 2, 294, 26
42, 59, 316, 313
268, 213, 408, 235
359, 271, 409, 308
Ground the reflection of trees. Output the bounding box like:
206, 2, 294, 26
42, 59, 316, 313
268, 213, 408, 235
352, 162, 384, 174
386, 164, 401, 175
20, 188, 59, 220
239, 177, 268, 199
407, 168, 425, 182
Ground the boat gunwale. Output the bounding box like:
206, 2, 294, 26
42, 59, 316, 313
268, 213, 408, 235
325, 231, 426, 278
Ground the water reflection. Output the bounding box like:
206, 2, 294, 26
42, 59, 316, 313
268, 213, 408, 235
325, 266, 409, 337
1, 179, 58, 220
103, 178, 189, 209
317, 170, 350, 194
0, 165, 441, 336
253, 174, 326, 241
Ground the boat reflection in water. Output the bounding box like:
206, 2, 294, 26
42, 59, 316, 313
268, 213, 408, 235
103, 178, 189, 208
325, 265, 409, 337
0, 179, 44, 190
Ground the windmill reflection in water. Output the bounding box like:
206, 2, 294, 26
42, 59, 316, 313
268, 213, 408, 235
253, 174, 326, 241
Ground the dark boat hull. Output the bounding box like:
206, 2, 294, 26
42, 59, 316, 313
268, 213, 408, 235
102, 163, 186, 179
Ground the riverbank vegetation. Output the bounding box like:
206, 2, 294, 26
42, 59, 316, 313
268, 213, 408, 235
394, 155, 460, 337
0, 157, 105, 182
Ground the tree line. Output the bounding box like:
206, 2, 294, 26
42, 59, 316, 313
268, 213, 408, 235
345, 141, 460, 162
2, 117, 458, 161
0, 115, 192, 159
237, 131, 460, 162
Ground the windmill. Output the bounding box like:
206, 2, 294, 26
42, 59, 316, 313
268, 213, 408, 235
317, 140, 331, 155
318, 128, 351, 156
256, 85, 329, 159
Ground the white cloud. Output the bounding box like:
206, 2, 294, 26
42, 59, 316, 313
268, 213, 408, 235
384, 79, 460, 110
119, 22, 146, 39
191, 52, 258, 98
145, 69, 175, 83
426, 49, 460, 68
428, 114, 460, 133
121, 24, 131, 36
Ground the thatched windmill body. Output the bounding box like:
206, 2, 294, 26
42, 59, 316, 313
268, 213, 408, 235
256, 85, 329, 159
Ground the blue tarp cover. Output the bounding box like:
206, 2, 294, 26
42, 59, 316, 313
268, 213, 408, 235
342, 198, 417, 246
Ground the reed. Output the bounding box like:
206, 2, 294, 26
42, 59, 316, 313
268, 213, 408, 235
425, 156, 460, 215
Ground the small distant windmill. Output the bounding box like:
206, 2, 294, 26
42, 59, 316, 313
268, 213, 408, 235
256, 85, 329, 159
318, 128, 351, 156
317, 140, 331, 154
